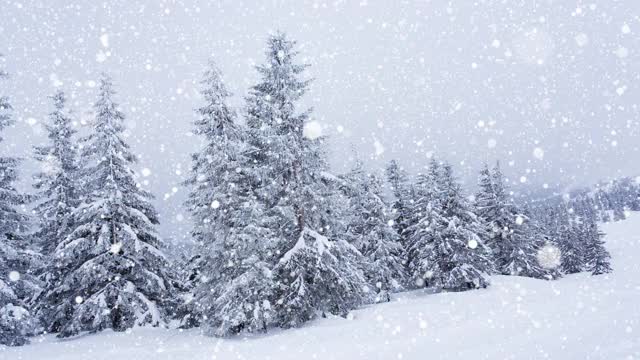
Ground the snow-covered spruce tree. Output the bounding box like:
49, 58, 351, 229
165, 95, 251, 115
245, 33, 368, 328
499, 212, 550, 279
473, 163, 498, 254
404, 158, 442, 288
339, 160, 368, 249
406, 159, 493, 291
41, 74, 174, 337
385, 159, 412, 244
182, 60, 275, 335
582, 217, 612, 275
555, 206, 585, 274
0, 241, 41, 346
342, 162, 405, 302
32, 90, 79, 255
474, 162, 547, 278
0, 64, 40, 346
435, 162, 494, 290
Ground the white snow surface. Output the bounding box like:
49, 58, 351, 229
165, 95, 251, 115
4, 214, 640, 360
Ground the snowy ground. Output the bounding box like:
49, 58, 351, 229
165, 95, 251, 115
3, 215, 640, 360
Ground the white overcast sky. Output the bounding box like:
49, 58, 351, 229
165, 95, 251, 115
1, 0, 639, 240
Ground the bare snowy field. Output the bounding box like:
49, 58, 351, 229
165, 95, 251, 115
3, 214, 639, 360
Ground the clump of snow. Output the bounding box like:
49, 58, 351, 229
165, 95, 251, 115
303, 121, 323, 140
515, 215, 524, 226
279, 228, 334, 262
110, 242, 123, 254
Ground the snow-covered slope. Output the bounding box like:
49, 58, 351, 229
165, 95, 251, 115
4, 215, 640, 360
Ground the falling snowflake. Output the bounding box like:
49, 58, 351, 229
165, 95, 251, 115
100, 33, 110, 47
621, 23, 631, 34
574, 33, 589, 47
374, 139, 385, 156
614, 46, 629, 58
533, 147, 545, 160
512, 27, 555, 65
8, 271, 20, 282
536, 243, 561, 269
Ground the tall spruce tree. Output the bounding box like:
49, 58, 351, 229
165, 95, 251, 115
32, 91, 79, 255
583, 217, 612, 275
556, 206, 585, 274
183, 61, 275, 335
474, 162, 547, 278
435, 162, 494, 290
342, 162, 405, 302
41, 74, 174, 337
385, 159, 412, 245
473, 163, 499, 254
407, 159, 493, 291
245, 33, 368, 328
0, 62, 40, 346
405, 158, 441, 287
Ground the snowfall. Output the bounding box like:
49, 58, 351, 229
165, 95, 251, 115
3, 215, 639, 360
